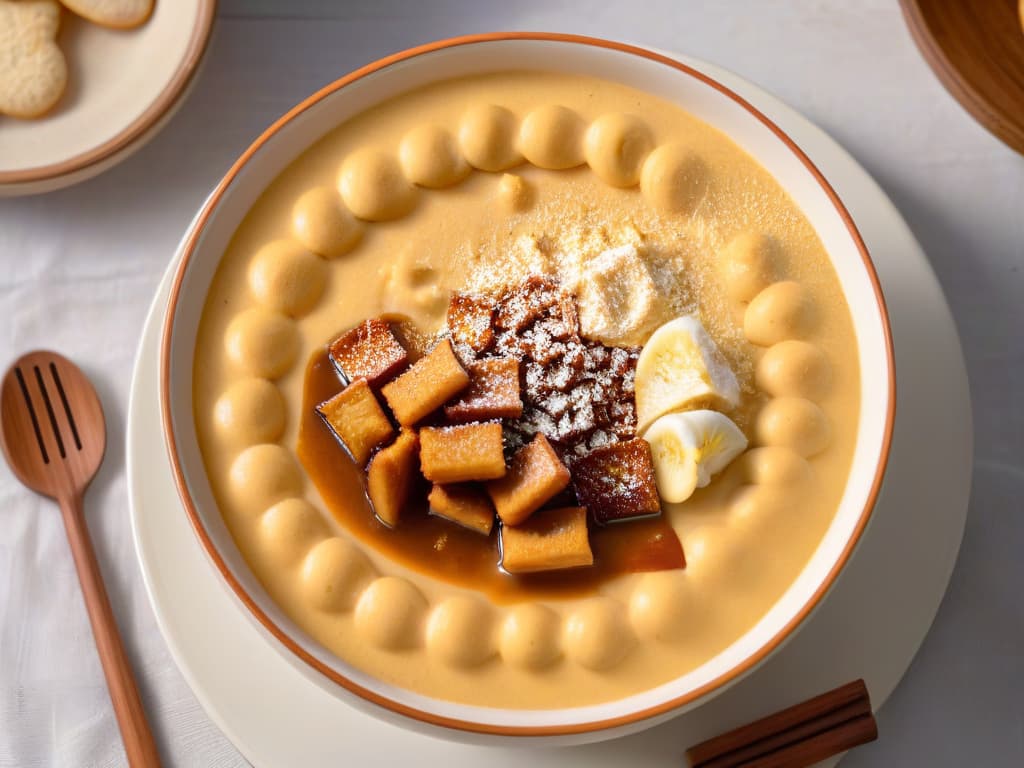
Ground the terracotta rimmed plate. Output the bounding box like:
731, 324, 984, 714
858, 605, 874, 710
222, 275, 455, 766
901, 0, 1024, 155
0, 0, 216, 197
159, 33, 896, 743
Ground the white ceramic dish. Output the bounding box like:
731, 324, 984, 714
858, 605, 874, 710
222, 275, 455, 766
159, 34, 895, 742
131, 47, 971, 763
0, 0, 215, 197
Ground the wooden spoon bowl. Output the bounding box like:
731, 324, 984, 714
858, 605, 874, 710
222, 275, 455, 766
1, 351, 105, 498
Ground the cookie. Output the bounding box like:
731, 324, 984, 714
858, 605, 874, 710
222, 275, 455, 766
59, 0, 152, 29
0, 0, 68, 119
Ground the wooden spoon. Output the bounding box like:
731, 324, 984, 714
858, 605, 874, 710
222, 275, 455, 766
0, 351, 161, 767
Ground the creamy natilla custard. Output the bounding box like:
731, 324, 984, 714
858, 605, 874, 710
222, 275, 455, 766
192, 71, 859, 708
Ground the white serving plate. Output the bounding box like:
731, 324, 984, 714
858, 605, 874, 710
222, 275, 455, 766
0, 0, 215, 197
159, 34, 894, 742
129, 47, 971, 765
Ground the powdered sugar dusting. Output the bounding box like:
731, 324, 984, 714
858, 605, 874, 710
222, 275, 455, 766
444, 276, 639, 466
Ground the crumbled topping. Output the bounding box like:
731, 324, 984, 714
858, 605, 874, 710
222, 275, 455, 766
447, 275, 639, 466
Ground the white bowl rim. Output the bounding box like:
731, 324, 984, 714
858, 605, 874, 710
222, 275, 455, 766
159, 32, 896, 738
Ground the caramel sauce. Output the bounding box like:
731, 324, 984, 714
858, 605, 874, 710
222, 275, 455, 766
298, 348, 685, 603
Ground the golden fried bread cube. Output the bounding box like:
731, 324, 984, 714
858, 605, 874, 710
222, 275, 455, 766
389, 317, 432, 360
381, 339, 470, 425
428, 484, 495, 535
419, 422, 506, 483
316, 379, 394, 465
447, 292, 496, 353
328, 317, 409, 386
367, 430, 420, 528
444, 357, 522, 423
494, 275, 560, 331
500, 506, 593, 573
572, 438, 661, 525
487, 433, 570, 526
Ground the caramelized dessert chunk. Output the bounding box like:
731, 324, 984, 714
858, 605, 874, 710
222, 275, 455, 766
381, 339, 470, 425
419, 422, 506, 483
487, 433, 571, 526
500, 506, 593, 573
454, 275, 638, 463
428, 484, 495, 535
572, 438, 661, 525
390, 317, 432, 361
494, 275, 565, 332
444, 357, 522, 423
447, 292, 496, 354
367, 430, 420, 528
328, 317, 408, 386
317, 379, 394, 465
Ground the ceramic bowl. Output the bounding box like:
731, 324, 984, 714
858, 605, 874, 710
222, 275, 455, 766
160, 33, 894, 745
0, 0, 216, 197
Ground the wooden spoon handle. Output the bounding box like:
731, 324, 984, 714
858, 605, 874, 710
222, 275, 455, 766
60, 494, 162, 767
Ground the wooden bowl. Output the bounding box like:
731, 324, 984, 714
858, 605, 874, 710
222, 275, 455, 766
901, 0, 1024, 155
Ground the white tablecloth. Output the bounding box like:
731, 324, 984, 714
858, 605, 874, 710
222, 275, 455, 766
1, 1, 1021, 765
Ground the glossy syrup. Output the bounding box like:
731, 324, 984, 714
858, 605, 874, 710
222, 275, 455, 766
297, 348, 685, 603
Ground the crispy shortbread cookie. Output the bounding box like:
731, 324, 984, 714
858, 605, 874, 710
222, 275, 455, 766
59, 0, 152, 29
0, 0, 68, 119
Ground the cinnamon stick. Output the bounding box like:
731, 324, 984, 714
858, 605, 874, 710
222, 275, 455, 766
686, 680, 877, 768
